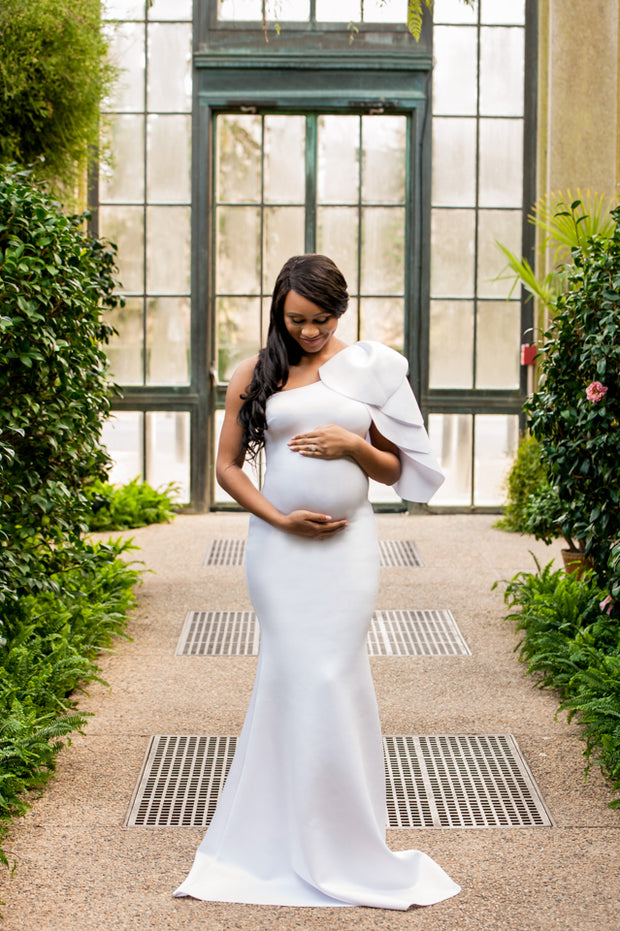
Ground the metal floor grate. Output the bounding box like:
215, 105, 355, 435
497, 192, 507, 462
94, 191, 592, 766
177, 611, 260, 656
203, 539, 246, 567
384, 735, 553, 828
369, 610, 470, 656
126, 734, 552, 829
126, 735, 236, 829
203, 539, 423, 568
378, 540, 424, 567
176, 609, 469, 657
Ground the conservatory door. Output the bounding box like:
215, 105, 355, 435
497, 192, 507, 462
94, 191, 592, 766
211, 110, 414, 508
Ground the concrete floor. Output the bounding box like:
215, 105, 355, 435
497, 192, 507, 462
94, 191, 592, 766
1, 513, 618, 931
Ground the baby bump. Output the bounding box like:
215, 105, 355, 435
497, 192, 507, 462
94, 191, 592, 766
262, 452, 369, 519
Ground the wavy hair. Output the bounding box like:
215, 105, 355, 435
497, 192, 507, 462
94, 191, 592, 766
238, 254, 348, 459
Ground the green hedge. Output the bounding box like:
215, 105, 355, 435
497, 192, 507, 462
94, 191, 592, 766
0, 538, 141, 867
499, 560, 620, 806
0, 163, 119, 614
0, 165, 141, 868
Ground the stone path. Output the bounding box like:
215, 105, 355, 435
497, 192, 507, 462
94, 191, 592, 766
1, 513, 618, 931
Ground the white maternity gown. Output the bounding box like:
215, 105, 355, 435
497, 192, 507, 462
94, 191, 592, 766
174, 341, 461, 909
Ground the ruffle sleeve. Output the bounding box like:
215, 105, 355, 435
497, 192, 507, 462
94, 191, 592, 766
319, 341, 444, 503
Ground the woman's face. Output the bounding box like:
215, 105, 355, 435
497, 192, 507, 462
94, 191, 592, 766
283, 290, 339, 355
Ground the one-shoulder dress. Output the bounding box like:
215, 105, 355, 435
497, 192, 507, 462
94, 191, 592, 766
173, 341, 460, 909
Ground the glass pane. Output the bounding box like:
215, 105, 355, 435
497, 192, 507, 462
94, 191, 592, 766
216, 207, 261, 294
480, 28, 525, 117
428, 414, 473, 506
478, 119, 523, 207
147, 23, 192, 113
318, 115, 360, 205
363, 0, 407, 24
102, 412, 143, 485
360, 298, 404, 353
216, 298, 261, 382
368, 478, 402, 505
99, 206, 144, 294
480, 0, 525, 25
429, 301, 474, 388
146, 297, 190, 385
105, 23, 145, 112
273, 0, 310, 20
103, 0, 145, 20
214, 410, 260, 503
316, 0, 360, 21
218, 0, 262, 20
264, 116, 306, 204
263, 208, 306, 291
475, 301, 520, 389
431, 118, 476, 207
430, 209, 475, 298
216, 115, 262, 204
474, 414, 519, 506
149, 0, 192, 19
316, 207, 359, 294
477, 209, 523, 298
104, 298, 143, 385
146, 206, 191, 294
146, 411, 190, 502
100, 115, 144, 204
433, 26, 478, 116
334, 302, 358, 346
362, 116, 406, 204
361, 208, 405, 295
147, 115, 191, 203
433, 0, 478, 24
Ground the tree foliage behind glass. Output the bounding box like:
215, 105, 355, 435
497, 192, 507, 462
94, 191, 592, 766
0, 0, 115, 192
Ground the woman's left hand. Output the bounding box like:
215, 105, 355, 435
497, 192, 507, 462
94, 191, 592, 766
288, 424, 357, 460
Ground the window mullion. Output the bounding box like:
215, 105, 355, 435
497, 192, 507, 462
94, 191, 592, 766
305, 115, 318, 254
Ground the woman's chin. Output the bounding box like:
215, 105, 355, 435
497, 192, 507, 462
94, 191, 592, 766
299, 339, 326, 353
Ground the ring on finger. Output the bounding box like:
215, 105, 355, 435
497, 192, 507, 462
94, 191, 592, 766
311, 444, 316, 452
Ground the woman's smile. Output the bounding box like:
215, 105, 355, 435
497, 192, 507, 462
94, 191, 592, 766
283, 290, 339, 355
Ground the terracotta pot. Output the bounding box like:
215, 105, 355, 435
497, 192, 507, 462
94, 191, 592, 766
561, 549, 592, 578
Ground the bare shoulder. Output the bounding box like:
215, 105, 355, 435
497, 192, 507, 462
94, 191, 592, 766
226, 355, 259, 405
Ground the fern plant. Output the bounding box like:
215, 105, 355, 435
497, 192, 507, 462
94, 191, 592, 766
85, 478, 179, 532
0, 538, 141, 869
499, 558, 620, 807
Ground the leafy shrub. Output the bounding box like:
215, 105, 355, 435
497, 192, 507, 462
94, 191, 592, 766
522, 482, 571, 548
526, 205, 620, 590
0, 538, 141, 867
0, 163, 120, 619
0, 0, 115, 193
86, 478, 179, 531
495, 435, 548, 532
0, 165, 136, 868
499, 559, 620, 806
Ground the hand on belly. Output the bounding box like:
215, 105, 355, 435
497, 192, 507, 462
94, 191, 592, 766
287, 423, 360, 460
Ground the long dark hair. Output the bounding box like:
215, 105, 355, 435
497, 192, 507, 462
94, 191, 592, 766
238, 254, 348, 459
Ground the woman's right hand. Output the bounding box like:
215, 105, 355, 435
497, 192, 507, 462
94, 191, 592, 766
277, 510, 348, 538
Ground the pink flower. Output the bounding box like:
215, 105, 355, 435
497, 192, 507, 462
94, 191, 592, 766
599, 595, 613, 615
586, 381, 608, 402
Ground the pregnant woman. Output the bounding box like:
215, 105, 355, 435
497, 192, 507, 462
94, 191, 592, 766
174, 254, 460, 909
